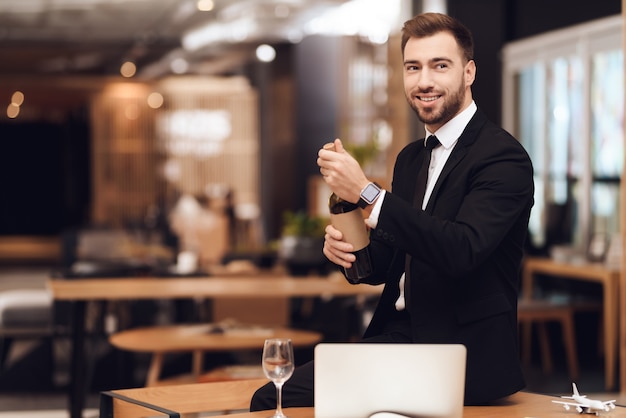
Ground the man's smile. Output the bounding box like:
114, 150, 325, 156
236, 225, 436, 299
418, 95, 441, 102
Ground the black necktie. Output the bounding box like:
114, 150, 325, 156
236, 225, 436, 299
404, 135, 441, 308
413, 135, 441, 208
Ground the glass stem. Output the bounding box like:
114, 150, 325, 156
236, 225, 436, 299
275, 382, 284, 416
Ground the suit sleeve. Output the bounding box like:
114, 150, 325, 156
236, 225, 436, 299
372, 127, 534, 279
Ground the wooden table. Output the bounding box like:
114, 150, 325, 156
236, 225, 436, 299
222, 393, 626, 417
523, 257, 620, 390
102, 380, 626, 418
216, 392, 626, 418
48, 273, 382, 418
110, 324, 322, 386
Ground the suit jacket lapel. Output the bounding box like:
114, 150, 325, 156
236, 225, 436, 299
424, 109, 488, 213
403, 137, 428, 205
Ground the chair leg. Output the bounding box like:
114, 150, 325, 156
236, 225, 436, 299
537, 323, 553, 374
597, 310, 604, 358
521, 321, 532, 366
561, 314, 579, 380
44, 336, 55, 387
0, 337, 13, 372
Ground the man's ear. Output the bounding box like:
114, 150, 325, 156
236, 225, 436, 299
465, 59, 476, 87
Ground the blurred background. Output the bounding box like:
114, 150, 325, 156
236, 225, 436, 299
0, 0, 620, 267
0, 0, 624, 415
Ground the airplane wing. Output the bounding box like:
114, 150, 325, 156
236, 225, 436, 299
603, 400, 617, 409
552, 400, 583, 407
552, 400, 586, 412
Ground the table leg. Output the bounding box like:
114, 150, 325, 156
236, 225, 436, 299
146, 353, 164, 387
69, 301, 86, 418
192, 350, 204, 381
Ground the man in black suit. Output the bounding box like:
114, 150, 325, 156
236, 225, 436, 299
251, 12, 533, 409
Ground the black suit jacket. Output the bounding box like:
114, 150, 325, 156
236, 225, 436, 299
360, 108, 534, 404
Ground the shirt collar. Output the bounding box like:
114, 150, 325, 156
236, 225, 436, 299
425, 101, 477, 149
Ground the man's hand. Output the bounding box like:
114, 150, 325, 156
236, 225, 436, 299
317, 138, 369, 204
323, 224, 357, 268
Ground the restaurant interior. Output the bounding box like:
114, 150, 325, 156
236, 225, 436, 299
0, 0, 625, 416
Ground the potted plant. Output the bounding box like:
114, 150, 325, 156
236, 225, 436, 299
278, 211, 330, 276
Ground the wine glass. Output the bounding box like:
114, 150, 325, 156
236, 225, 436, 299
262, 338, 295, 418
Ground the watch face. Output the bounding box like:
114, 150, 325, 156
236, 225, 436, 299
362, 183, 380, 203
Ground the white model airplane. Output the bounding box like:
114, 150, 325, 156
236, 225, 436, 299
552, 383, 616, 415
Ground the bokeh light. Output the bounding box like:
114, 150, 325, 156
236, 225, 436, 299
147, 92, 164, 109
170, 58, 189, 74
11, 91, 24, 106
256, 44, 276, 63
7, 103, 20, 119
120, 61, 137, 78
197, 0, 214, 12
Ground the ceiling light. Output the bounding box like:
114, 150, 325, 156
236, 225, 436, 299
183, 16, 258, 50
197, 0, 215, 12
256, 44, 276, 62
303, 0, 401, 42
182, 0, 404, 52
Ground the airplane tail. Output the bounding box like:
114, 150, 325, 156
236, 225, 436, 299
560, 383, 582, 400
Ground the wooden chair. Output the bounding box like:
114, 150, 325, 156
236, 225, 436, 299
100, 377, 269, 418
517, 298, 601, 380
0, 289, 54, 372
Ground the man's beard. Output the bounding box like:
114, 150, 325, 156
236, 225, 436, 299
406, 81, 465, 127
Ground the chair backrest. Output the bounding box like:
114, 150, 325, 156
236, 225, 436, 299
100, 377, 268, 418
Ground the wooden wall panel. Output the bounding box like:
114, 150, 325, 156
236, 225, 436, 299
90, 76, 260, 261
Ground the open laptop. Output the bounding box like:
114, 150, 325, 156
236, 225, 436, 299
314, 343, 466, 418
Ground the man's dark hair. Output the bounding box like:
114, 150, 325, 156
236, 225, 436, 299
401, 12, 474, 62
